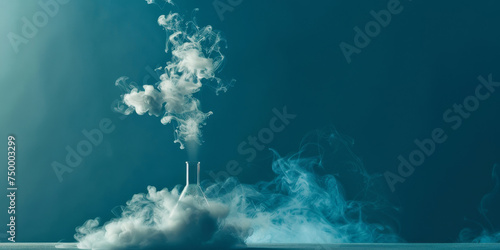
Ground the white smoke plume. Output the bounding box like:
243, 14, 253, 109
75, 186, 250, 249
115, 9, 232, 149
75, 130, 402, 249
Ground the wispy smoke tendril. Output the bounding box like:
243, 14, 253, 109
459, 164, 500, 243
204, 130, 402, 244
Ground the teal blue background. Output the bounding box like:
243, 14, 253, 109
1, 0, 500, 243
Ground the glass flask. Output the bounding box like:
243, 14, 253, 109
174, 162, 210, 211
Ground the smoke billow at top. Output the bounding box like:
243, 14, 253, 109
115, 4, 232, 150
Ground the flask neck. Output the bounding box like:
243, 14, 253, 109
186, 161, 200, 186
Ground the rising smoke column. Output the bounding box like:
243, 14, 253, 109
115, 6, 231, 149
75, 130, 402, 249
